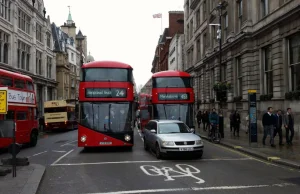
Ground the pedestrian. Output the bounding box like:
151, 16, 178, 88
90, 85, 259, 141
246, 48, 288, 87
273, 110, 284, 146
229, 110, 234, 132
202, 111, 209, 131
283, 108, 294, 145
196, 110, 202, 128
262, 107, 275, 147
209, 108, 219, 140
232, 111, 241, 137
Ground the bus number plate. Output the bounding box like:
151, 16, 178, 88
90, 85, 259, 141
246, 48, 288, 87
99, 142, 112, 145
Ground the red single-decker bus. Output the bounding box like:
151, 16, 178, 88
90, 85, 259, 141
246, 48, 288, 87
0, 69, 38, 149
149, 70, 195, 129
78, 61, 135, 148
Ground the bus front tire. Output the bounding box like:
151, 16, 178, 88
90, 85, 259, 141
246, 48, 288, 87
30, 130, 38, 147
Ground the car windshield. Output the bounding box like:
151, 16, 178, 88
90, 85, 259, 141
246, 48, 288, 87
80, 102, 132, 132
158, 123, 190, 134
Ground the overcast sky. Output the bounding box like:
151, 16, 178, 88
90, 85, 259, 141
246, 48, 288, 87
44, 0, 184, 87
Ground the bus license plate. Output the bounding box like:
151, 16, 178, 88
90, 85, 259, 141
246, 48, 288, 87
179, 147, 194, 151
99, 142, 112, 145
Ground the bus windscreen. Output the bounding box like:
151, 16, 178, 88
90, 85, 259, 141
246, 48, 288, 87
81, 68, 130, 82
153, 77, 191, 88
44, 107, 67, 113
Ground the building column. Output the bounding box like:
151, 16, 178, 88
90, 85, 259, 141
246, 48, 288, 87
0, 42, 4, 62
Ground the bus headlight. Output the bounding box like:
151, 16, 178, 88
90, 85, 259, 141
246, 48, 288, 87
81, 136, 87, 142
124, 135, 131, 141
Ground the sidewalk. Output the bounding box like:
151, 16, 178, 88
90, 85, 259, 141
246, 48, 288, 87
0, 164, 45, 194
196, 125, 300, 169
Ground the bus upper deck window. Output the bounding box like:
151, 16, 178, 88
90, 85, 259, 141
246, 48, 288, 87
27, 81, 34, 91
0, 76, 13, 87
15, 79, 25, 89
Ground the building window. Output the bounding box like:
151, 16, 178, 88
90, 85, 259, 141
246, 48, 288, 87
0, 0, 11, 22
47, 56, 52, 78
289, 33, 300, 91
36, 50, 42, 75
220, 64, 227, 82
223, 12, 228, 42
196, 8, 200, 28
211, 26, 216, 47
18, 9, 30, 34
47, 88, 53, 101
238, 0, 243, 29
0, 31, 9, 64
202, 0, 206, 22
187, 24, 189, 41
211, 69, 215, 98
71, 53, 74, 61
203, 33, 207, 57
36, 23, 42, 42
17, 40, 30, 71
46, 32, 51, 47
261, 0, 269, 18
37, 2, 42, 12
196, 38, 201, 62
190, 20, 193, 37
236, 57, 243, 96
264, 46, 273, 95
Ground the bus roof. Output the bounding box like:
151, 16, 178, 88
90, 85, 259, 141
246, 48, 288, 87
0, 69, 33, 81
152, 70, 191, 78
82, 61, 133, 69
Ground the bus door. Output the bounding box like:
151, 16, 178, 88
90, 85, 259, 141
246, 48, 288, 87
15, 107, 30, 143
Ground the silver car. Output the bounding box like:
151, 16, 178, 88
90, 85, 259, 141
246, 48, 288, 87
143, 120, 204, 159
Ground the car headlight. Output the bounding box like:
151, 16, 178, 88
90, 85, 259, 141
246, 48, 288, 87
195, 140, 202, 145
162, 141, 174, 146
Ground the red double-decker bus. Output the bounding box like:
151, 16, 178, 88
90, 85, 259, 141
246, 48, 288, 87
78, 61, 135, 149
0, 69, 38, 149
149, 70, 195, 129
137, 93, 151, 131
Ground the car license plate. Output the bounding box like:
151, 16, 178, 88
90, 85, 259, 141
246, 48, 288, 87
99, 142, 112, 145
179, 147, 194, 151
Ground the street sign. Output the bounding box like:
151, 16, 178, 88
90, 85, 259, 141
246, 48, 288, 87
0, 87, 8, 114
248, 90, 257, 143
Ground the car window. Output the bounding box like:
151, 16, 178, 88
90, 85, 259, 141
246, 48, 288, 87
158, 123, 190, 134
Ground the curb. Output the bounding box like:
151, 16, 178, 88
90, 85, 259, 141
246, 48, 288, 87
198, 134, 300, 169
20, 164, 45, 194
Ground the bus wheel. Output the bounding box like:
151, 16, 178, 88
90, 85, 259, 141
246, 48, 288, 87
30, 130, 38, 147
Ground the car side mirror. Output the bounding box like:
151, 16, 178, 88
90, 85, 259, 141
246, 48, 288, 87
150, 129, 156, 133
190, 128, 195, 133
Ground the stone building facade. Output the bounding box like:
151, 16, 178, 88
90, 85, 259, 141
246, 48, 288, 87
184, 0, 300, 131
0, 0, 57, 116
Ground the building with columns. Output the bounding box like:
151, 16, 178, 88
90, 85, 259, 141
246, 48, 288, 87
184, 0, 300, 131
0, 0, 57, 116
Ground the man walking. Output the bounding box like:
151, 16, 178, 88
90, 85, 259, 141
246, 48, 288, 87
273, 110, 284, 146
209, 108, 219, 140
262, 107, 275, 147
283, 108, 294, 145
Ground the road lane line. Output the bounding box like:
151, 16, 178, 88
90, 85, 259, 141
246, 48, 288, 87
51, 158, 251, 166
60, 140, 78, 147
84, 182, 296, 194
52, 150, 67, 153
51, 149, 74, 166
32, 151, 47, 157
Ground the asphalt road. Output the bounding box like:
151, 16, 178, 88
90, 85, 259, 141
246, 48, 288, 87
2, 128, 300, 194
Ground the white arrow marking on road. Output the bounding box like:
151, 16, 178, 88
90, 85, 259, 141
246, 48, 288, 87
32, 151, 47, 157
60, 140, 78, 147
84, 183, 296, 194
52, 150, 67, 153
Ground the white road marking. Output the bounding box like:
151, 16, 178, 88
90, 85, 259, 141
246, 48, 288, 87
32, 151, 47, 157
51, 158, 251, 166
51, 149, 74, 166
60, 140, 78, 147
52, 150, 67, 153
140, 164, 205, 184
84, 183, 296, 194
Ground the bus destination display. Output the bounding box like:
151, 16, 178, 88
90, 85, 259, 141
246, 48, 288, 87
86, 88, 127, 98
158, 93, 189, 101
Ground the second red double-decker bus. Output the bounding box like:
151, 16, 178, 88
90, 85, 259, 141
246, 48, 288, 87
149, 70, 195, 129
78, 61, 135, 149
137, 93, 151, 131
0, 69, 38, 149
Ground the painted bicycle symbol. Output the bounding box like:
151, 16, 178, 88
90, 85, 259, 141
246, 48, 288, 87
140, 164, 205, 184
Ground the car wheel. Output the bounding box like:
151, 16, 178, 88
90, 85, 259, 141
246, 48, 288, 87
144, 138, 149, 151
30, 131, 38, 147
155, 144, 161, 159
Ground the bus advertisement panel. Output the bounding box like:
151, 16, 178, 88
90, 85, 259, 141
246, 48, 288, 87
78, 61, 135, 148
150, 70, 195, 129
0, 69, 38, 149
44, 100, 77, 131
